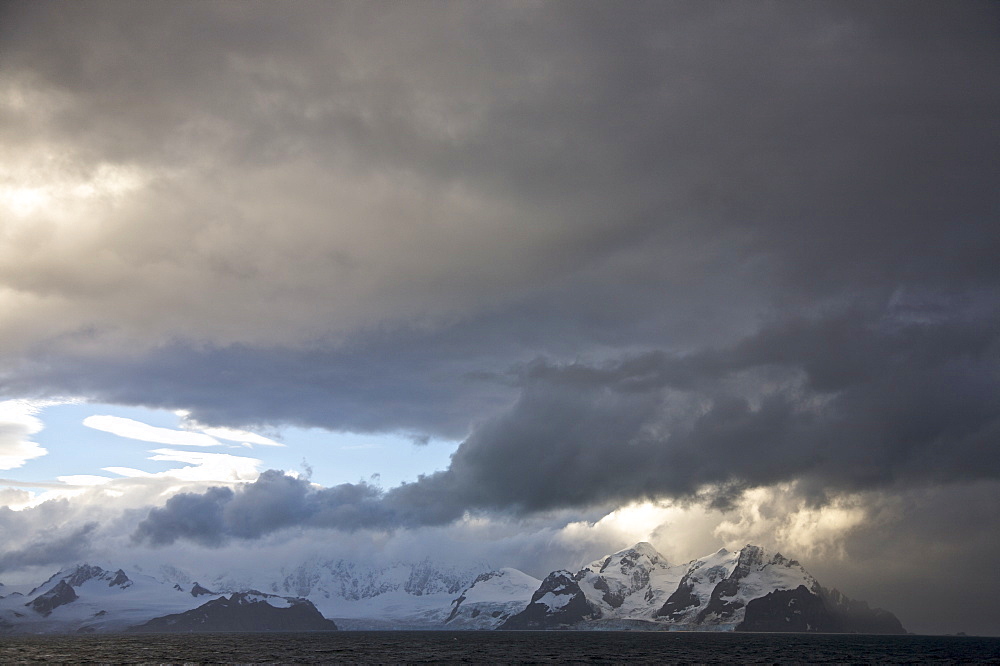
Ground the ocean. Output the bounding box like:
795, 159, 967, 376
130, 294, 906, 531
0, 631, 997, 663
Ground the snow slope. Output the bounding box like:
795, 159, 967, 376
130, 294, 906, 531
576, 542, 687, 620
443, 568, 541, 629
502, 542, 826, 631
0, 564, 228, 633
655, 545, 818, 630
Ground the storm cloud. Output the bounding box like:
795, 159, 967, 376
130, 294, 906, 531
132, 302, 1000, 546
133, 471, 392, 546
2, 0, 1000, 634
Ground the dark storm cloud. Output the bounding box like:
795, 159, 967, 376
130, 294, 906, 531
3, 325, 517, 438
393, 305, 1000, 511
0, 500, 98, 572
804, 480, 1000, 637
134, 470, 394, 546
4, 2, 1000, 622
133, 302, 1000, 545
1, 0, 996, 425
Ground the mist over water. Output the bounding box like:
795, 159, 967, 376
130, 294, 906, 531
1, 632, 998, 664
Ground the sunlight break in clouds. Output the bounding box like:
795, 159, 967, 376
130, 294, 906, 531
0, 153, 147, 219
713, 484, 868, 560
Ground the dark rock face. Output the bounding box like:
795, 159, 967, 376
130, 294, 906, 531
190, 583, 213, 597
65, 565, 107, 587
27, 581, 78, 617
695, 546, 764, 623
40, 564, 132, 591
697, 576, 745, 623
736, 585, 906, 634
593, 576, 625, 609
656, 580, 700, 620
737, 585, 836, 632
819, 587, 907, 635
445, 571, 497, 623
108, 570, 132, 588
128, 592, 338, 633
498, 571, 595, 630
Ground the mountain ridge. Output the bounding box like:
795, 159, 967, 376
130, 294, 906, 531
0, 543, 904, 634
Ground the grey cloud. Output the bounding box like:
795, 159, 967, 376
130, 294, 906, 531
0, 522, 97, 574
0, 498, 102, 573
4, 1, 1000, 633
439, 307, 1000, 510
133, 471, 392, 546
132, 487, 234, 547
3, 327, 517, 439
0, 1, 996, 359
132, 303, 1000, 545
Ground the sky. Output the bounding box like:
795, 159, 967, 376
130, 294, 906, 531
0, 0, 998, 636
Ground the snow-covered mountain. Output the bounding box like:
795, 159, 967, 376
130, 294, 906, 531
241, 558, 497, 629
222, 558, 475, 601
0, 544, 904, 634
500, 543, 904, 633
578, 542, 687, 620
0, 564, 227, 633
443, 568, 541, 629
129, 591, 337, 632
654, 545, 819, 630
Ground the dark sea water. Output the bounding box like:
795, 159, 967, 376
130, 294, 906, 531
0, 631, 998, 664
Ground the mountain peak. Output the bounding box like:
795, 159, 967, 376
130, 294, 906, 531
26, 580, 78, 617
626, 542, 665, 561
587, 542, 668, 572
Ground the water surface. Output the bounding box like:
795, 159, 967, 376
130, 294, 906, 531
0, 631, 997, 663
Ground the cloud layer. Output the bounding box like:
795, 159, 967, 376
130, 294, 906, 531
1, 0, 999, 635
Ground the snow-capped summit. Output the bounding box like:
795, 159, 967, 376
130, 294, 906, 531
655, 544, 818, 629
0, 563, 225, 634
581, 541, 668, 577
444, 568, 541, 629
263, 558, 487, 629
26, 564, 132, 598
576, 542, 686, 620
500, 542, 901, 633
498, 569, 594, 630
56, 565, 133, 590
255, 557, 474, 602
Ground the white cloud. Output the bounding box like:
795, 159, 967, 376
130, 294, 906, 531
146, 448, 261, 483
101, 466, 154, 478
0, 399, 50, 470
56, 474, 114, 486
0, 486, 34, 510
83, 415, 221, 447
1, 432, 263, 512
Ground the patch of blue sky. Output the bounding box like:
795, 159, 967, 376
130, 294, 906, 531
9, 401, 459, 491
